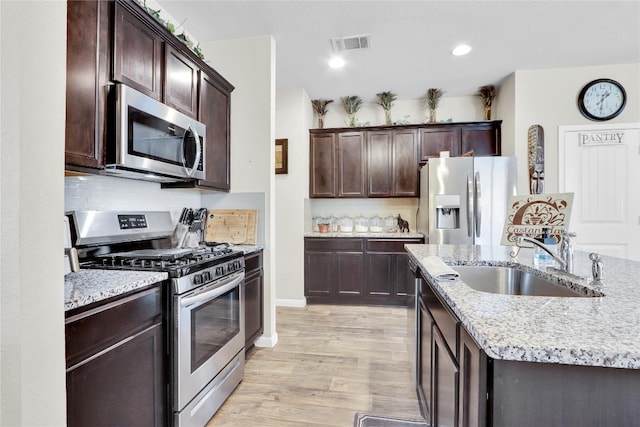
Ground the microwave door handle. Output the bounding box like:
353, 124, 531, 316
181, 126, 202, 178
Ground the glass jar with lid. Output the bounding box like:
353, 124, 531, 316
354, 214, 369, 233
317, 216, 331, 233
338, 215, 353, 233
329, 214, 339, 232
384, 214, 398, 232
312, 215, 320, 232
369, 214, 383, 233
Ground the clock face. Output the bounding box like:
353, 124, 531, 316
578, 79, 627, 121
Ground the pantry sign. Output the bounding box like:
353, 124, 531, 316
579, 130, 626, 146
501, 193, 574, 246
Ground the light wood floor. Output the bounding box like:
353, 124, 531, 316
206, 304, 424, 426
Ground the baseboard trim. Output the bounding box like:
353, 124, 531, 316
276, 298, 307, 308
254, 333, 278, 348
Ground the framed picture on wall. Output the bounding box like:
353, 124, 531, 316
275, 139, 288, 174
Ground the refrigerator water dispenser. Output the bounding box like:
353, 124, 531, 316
434, 195, 460, 229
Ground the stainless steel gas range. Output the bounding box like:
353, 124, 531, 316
68, 210, 245, 427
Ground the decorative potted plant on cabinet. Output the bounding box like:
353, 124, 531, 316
426, 88, 444, 123
311, 99, 334, 129
478, 85, 496, 120
376, 91, 397, 125
341, 95, 363, 127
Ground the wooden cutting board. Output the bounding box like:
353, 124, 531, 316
205, 209, 258, 244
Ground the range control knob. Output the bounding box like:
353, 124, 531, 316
193, 274, 203, 285
202, 271, 211, 282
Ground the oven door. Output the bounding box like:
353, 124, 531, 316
173, 271, 245, 411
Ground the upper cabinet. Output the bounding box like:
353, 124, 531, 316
313, 123, 489, 199
65, 0, 234, 191
419, 121, 501, 162
112, 2, 162, 100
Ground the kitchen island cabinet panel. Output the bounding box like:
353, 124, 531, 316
113, 2, 162, 100
432, 325, 459, 427
65, 284, 165, 427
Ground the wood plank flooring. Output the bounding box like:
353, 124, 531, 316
206, 304, 424, 426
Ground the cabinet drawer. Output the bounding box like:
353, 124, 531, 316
421, 277, 459, 356
366, 238, 423, 253
245, 251, 263, 275
65, 285, 162, 368
305, 238, 363, 252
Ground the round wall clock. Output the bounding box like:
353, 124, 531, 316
577, 78, 627, 121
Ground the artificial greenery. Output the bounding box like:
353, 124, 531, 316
341, 96, 363, 127
311, 99, 334, 128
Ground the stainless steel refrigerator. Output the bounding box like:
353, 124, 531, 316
417, 156, 517, 245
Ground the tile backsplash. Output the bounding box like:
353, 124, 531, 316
65, 175, 201, 221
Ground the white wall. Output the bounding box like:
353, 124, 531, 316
274, 88, 313, 305
0, 2, 67, 425
318, 95, 486, 129
199, 36, 278, 346
506, 63, 640, 194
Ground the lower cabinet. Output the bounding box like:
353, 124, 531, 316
417, 270, 640, 427
65, 285, 166, 427
304, 237, 423, 305
244, 251, 264, 348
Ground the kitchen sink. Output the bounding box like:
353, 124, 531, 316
454, 265, 597, 297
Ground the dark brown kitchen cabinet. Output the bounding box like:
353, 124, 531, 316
244, 251, 264, 348
65, 0, 110, 169
416, 268, 640, 427
113, 2, 163, 100
304, 238, 365, 303
309, 132, 337, 197
367, 129, 418, 197
164, 44, 199, 118
337, 132, 366, 197
66, 0, 234, 190
365, 239, 423, 301
419, 121, 501, 162
65, 285, 165, 427
305, 237, 423, 305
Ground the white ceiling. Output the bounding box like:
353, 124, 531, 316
158, 1, 640, 102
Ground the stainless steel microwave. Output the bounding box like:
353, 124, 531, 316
106, 83, 206, 182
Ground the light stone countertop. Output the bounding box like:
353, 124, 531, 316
65, 270, 168, 312
305, 231, 424, 239
405, 244, 640, 369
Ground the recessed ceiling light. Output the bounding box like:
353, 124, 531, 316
452, 44, 472, 56
329, 56, 345, 69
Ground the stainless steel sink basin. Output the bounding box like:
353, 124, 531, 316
454, 265, 594, 297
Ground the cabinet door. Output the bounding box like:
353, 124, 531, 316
244, 272, 264, 347
198, 71, 231, 190
420, 127, 460, 161
367, 131, 393, 197
337, 132, 366, 197
113, 2, 162, 100
304, 251, 334, 295
432, 326, 460, 427
418, 298, 434, 420
164, 44, 199, 118
394, 252, 410, 296
460, 125, 501, 156
336, 252, 364, 295
65, 0, 109, 168
366, 252, 394, 296
309, 133, 336, 197
66, 323, 165, 427
459, 328, 487, 427
393, 129, 419, 196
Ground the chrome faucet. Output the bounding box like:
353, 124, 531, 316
515, 229, 576, 273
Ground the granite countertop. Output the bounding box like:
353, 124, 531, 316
405, 244, 640, 370
305, 231, 424, 239
65, 270, 168, 312
230, 243, 265, 255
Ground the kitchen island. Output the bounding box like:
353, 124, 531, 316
406, 244, 640, 427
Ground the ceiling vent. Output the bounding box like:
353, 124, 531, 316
330, 34, 371, 52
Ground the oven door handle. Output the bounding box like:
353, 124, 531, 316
180, 272, 245, 308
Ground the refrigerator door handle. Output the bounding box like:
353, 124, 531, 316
467, 172, 474, 238
475, 171, 482, 238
